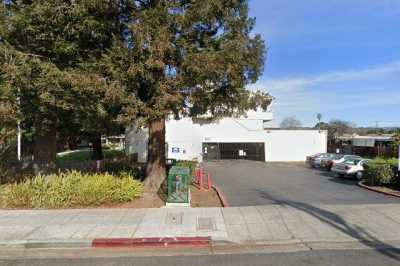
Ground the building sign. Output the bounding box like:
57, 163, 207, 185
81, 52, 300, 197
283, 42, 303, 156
172, 147, 186, 154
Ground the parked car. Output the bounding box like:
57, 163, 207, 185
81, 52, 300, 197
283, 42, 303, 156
331, 158, 370, 180
306, 153, 324, 167
311, 153, 337, 168
322, 154, 363, 171
321, 154, 344, 170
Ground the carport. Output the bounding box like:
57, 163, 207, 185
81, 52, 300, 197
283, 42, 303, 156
202, 142, 265, 161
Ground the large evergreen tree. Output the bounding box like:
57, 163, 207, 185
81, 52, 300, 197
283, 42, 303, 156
0, 0, 127, 174
104, 0, 272, 191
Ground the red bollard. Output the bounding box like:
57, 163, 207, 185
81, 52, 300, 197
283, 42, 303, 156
207, 173, 212, 190
199, 171, 204, 190
199, 168, 204, 190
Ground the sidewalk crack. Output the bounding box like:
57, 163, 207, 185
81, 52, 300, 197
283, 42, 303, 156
275, 205, 296, 240
131, 209, 148, 238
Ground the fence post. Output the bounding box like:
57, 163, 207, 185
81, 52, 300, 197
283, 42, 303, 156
207, 173, 212, 190
96, 160, 101, 172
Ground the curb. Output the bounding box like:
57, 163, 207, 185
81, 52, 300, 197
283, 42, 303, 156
0, 240, 92, 249
92, 236, 211, 248
358, 181, 400, 198
212, 185, 229, 207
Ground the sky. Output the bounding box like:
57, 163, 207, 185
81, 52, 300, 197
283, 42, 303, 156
247, 0, 400, 127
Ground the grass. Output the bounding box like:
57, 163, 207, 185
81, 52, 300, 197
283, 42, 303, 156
0, 171, 143, 209
57, 149, 125, 162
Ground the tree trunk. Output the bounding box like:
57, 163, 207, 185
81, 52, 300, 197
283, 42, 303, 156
91, 133, 104, 160
144, 117, 167, 193
33, 122, 57, 176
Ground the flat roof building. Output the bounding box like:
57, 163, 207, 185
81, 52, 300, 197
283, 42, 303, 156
126, 110, 327, 163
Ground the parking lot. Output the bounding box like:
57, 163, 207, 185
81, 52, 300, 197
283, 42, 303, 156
204, 160, 400, 207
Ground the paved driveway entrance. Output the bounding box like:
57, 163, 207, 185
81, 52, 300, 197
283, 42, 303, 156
204, 160, 400, 206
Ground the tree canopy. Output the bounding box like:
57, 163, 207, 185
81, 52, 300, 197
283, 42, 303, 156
280, 117, 302, 129
1, 0, 272, 191
0, 0, 126, 173
101, 0, 272, 190
104, 0, 271, 127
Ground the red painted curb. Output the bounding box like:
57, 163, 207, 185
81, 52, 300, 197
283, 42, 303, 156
92, 237, 211, 248
212, 185, 229, 207
358, 181, 400, 198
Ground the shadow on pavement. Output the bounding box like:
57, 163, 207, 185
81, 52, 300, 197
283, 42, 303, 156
256, 189, 400, 261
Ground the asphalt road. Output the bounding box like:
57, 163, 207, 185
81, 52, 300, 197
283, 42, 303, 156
1, 249, 400, 266
204, 160, 400, 206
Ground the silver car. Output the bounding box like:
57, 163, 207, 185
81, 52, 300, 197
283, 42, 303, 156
330, 155, 363, 171
311, 153, 336, 168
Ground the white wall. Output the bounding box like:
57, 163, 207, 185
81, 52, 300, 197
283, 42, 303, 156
265, 130, 327, 162
126, 113, 327, 163
166, 117, 268, 161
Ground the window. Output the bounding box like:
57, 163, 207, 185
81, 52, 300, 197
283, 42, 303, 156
344, 159, 361, 165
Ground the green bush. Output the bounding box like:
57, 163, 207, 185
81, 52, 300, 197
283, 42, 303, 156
103, 161, 144, 180
0, 171, 143, 209
386, 158, 399, 169
0, 141, 20, 183
365, 161, 396, 186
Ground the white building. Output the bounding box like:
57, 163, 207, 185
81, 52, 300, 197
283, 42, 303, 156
126, 110, 327, 163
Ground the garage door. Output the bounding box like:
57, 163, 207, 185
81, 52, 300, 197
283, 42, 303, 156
203, 143, 265, 161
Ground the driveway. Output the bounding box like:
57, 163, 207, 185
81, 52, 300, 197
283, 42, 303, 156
204, 160, 400, 206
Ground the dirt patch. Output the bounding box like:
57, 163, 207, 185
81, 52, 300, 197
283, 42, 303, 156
190, 185, 223, 207
103, 185, 222, 208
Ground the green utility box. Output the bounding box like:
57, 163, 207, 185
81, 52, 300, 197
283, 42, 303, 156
166, 166, 190, 207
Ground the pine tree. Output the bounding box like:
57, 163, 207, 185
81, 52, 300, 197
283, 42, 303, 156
0, 0, 128, 174
103, 0, 272, 191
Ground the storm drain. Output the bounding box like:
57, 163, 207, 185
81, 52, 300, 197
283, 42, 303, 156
165, 212, 183, 225
197, 217, 216, 231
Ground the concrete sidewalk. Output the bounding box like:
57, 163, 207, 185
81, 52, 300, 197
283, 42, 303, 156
1, 203, 400, 249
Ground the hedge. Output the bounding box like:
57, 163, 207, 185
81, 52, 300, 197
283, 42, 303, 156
0, 171, 143, 209
364, 158, 399, 186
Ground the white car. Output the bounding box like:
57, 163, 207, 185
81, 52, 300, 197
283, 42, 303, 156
327, 155, 363, 171
331, 158, 370, 180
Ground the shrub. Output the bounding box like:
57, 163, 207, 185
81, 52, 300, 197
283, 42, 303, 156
0, 171, 143, 209
103, 161, 144, 180
0, 141, 21, 184
364, 161, 396, 186
387, 158, 399, 169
